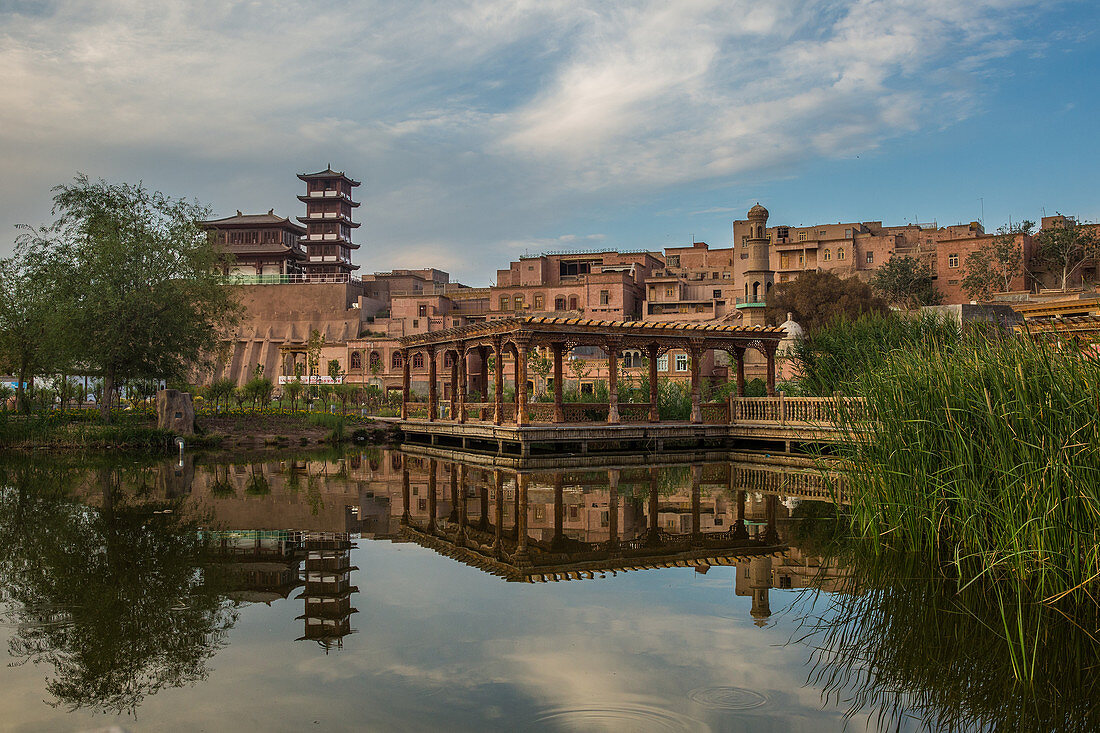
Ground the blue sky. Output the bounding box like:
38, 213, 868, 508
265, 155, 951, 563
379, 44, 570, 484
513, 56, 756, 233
0, 0, 1097, 286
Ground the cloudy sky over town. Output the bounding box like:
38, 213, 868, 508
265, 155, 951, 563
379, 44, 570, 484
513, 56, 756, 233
1, 0, 1097, 285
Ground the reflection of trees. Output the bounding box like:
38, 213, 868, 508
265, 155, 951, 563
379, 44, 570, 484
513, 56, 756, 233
801, 547, 1100, 732
0, 459, 238, 715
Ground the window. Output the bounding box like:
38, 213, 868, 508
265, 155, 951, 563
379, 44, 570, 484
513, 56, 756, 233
818, 230, 827, 236
666, 255, 680, 267
837, 247, 845, 261
844, 228, 852, 238
722, 272, 731, 279
622, 350, 642, 368
657, 355, 669, 371
665, 287, 674, 297
866, 251, 874, 264
599, 290, 609, 305
798, 253, 805, 265
499, 296, 509, 311
443, 352, 453, 368
568, 296, 578, 310
712, 289, 722, 299
412, 319, 419, 329
369, 351, 381, 371
675, 353, 689, 372
392, 352, 403, 369
780, 253, 790, 269
534, 294, 544, 310
741, 236, 749, 247
823, 249, 832, 262
554, 296, 566, 311
948, 253, 960, 268
418, 304, 427, 317
798, 232, 807, 241
514, 295, 524, 309
412, 353, 424, 369
350, 351, 363, 370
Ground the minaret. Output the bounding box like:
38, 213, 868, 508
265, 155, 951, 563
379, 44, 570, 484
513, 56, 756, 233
296, 166, 361, 277
739, 203, 774, 327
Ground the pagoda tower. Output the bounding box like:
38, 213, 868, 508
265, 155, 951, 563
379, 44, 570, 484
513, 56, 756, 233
296, 166, 361, 277
295, 533, 358, 651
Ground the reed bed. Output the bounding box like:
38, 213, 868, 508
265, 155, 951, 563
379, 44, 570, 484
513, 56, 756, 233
832, 334, 1100, 604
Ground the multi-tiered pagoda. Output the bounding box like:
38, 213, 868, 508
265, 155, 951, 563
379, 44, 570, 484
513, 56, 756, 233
295, 532, 358, 651
297, 166, 361, 277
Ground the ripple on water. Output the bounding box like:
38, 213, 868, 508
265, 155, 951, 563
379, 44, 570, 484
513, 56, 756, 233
687, 686, 768, 711
527, 702, 709, 732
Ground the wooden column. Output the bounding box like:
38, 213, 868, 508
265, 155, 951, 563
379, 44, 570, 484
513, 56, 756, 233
690, 465, 702, 546
608, 468, 620, 552
606, 337, 620, 424
477, 345, 490, 399
458, 465, 469, 536
448, 463, 459, 523
457, 346, 467, 424
765, 344, 776, 397
516, 339, 530, 426
427, 458, 438, 532
400, 348, 411, 420
734, 347, 746, 397
515, 472, 530, 563
552, 342, 565, 423
689, 343, 703, 424
479, 476, 489, 531
551, 472, 565, 552
492, 337, 504, 426
400, 460, 410, 525
427, 344, 438, 422
448, 349, 458, 420
493, 469, 504, 556
734, 488, 749, 539
647, 343, 659, 422
646, 467, 661, 546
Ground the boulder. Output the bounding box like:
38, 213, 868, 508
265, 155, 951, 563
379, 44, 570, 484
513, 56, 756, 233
156, 389, 195, 435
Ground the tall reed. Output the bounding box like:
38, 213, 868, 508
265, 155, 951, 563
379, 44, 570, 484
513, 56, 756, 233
832, 333, 1100, 604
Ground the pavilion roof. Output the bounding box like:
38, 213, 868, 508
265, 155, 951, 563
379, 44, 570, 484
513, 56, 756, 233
297, 167, 361, 186
397, 315, 786, 347
202, 211, 306, 234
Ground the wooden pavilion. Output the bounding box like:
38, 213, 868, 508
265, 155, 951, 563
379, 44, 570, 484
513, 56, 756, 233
396, 316, 786, 427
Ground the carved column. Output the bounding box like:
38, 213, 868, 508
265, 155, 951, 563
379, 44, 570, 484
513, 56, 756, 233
492, 337, 504, 426
689, 342, 703, 424
733, 346, 746, 397
427, 458, 438, 532
427, 344, 438, 422
479, 476, 489, 531
400, 348, 411, 420
514, 473, 530, 565
606, 337, 620, 424
608, 468, 620, 553
552, 342, 565, 423
516, 338, 530, 426
765, 344, 777, 397
448, 463, 459, 523
690, 465, 702, 546
493, 469, 504, 557
400, 460, 410, 525
647, 342, 659, 422
477, 345, 490, 399
457, 464, 468, 543
457, 346, 467, 424
448, 348, 458, 420
646, 467, 661, 547
551, 472, 565, 552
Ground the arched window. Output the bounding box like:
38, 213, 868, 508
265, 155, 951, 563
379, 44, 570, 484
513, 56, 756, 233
499, 296, 509, 311
622, 350, 642, 368
752, 281, 760, 300
568, 296, 578, 310
350, 351, 363, 370
369, 351, 381, 371
554, 296, 566, 311
391, 351, 403, 369
837, 247, 845, 261
412, 352, 424, 369
514, 295, 524, 310
823, 249, 832, 262
443, 352, 453, 368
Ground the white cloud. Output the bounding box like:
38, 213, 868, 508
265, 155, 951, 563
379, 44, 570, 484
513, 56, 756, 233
0, 0, 1069, 284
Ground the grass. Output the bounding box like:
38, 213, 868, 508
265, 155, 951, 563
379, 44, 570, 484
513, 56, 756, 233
0, 410, 175, 451
829, 332, 1100, 606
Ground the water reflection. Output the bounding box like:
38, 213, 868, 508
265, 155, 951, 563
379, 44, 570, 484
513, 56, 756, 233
0, 448, 1093, 731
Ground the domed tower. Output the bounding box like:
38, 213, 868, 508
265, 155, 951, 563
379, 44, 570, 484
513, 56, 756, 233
737, 203, 775, 327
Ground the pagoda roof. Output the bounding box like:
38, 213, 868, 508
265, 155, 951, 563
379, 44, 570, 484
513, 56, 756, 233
297, 194, 360, 206
221, 244, 307, 259
202, 211, 306, 234
298, 166, 361, 186
296, 215, 360, 227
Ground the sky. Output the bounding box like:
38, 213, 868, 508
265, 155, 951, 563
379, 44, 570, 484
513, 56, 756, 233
0, 0, 1097, 286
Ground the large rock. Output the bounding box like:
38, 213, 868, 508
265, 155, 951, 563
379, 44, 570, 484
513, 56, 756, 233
156, 389, 195, 435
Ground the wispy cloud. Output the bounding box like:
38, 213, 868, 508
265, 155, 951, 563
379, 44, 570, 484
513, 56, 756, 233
0, 0, 1074, 284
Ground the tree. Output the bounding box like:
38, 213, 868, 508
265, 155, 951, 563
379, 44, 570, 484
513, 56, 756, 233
0, 242, 68, 413
961, 221, 1032, 300
528, 348, 553, 396
283, 378, 304, 412
766, 271, 889, 330
568, 356, 591, 392
205, 377, 236, 413
44, 175, 239, 422
1030, 216, 1100, 291
871, 255, 942, 309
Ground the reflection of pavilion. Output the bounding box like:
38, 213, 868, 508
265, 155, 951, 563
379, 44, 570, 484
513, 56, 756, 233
295, 533, 359, 651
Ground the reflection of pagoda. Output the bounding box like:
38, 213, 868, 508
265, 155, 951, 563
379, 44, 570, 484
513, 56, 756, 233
296, 167, 360, 276
295, 533, 358, 651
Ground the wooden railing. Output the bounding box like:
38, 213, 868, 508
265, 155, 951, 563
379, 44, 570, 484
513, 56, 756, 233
729, 395, 866, 426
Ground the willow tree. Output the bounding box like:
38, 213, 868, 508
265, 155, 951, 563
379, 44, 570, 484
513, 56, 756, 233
49, 175, 238, 421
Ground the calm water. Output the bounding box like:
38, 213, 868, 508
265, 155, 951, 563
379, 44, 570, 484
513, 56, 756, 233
0, 448, 1095, 732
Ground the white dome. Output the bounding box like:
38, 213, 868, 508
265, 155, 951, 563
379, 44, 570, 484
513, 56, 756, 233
778, 312, 804, 355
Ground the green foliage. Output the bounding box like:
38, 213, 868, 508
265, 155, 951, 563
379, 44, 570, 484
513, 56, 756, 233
205, 378, 236, 413
833, 333, 1100, 605
1030, 215, 1100, 290
870, 255, 942, 309
282, 378, 304, 411
961, 221, 1031, 300
766, 270, 889, 330
791, 312, 960, 396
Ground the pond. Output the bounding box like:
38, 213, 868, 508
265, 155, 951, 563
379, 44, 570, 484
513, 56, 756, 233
0, 448, 1095, 732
